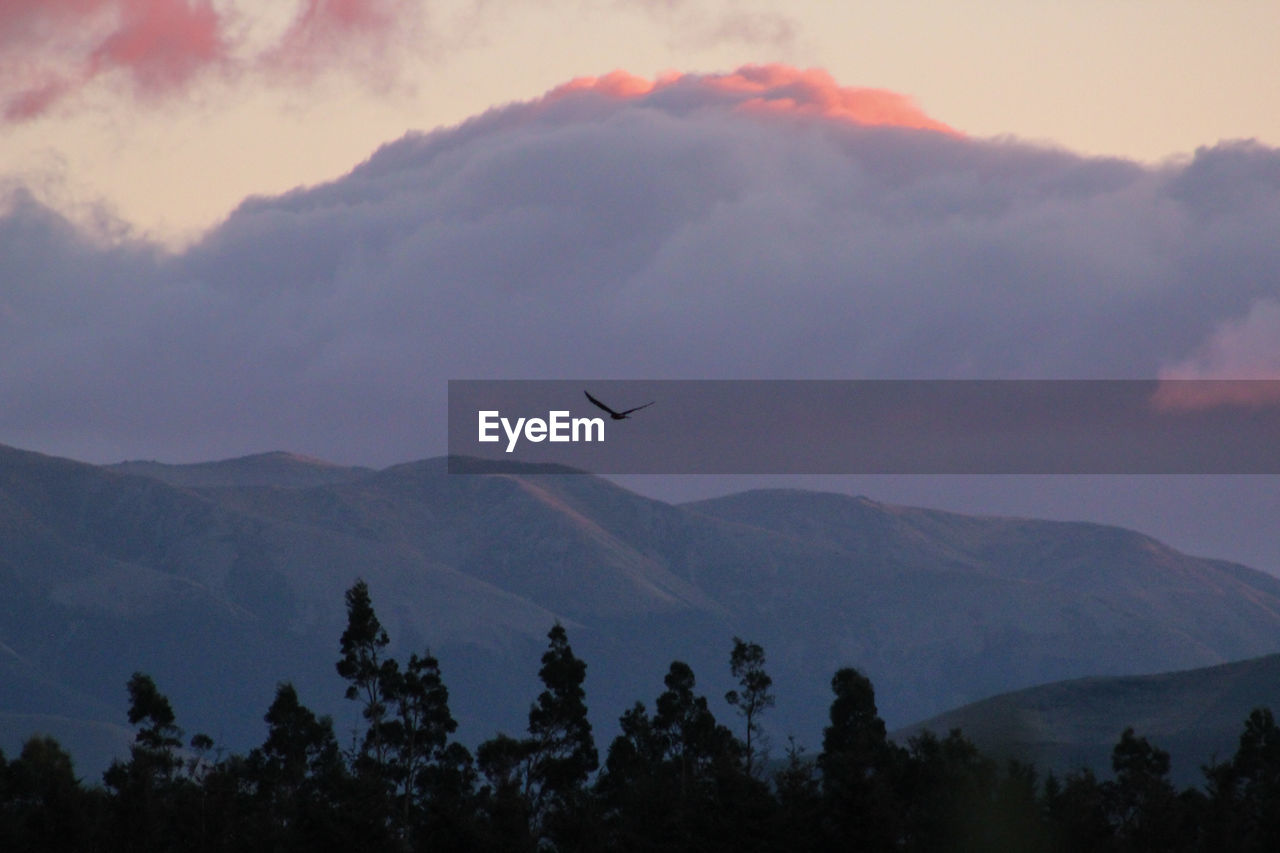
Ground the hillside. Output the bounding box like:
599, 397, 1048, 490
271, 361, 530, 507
896, 653, 1280, 787
3, 442, 1280, 779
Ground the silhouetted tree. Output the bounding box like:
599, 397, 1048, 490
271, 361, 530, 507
902, 728, 997, 851
1202, 707, 1280, 852
1043, 768, 1112, 852
103, 673, 197, 851
988, 761, 1051, 853
0, 736, 104, 851
25, 579, 1280, 852
387, 649, 479, 850
1233, 707, 1280, 845
476, 733, 535, 852
653, 661, 740, 797
383, 651, 457, 826
525, 623, 598, 851
597, 661, 746, 850
771, 736, 823, 852
336, 579, 396, 774
596, 700, 670, 849
412, 740, 480, 852
1104, 727, 1185, 851
335, 580, 477, 849
725, 637, 774, 778
473, 623, 600, 851
818, 666, 904, 850
125, 672, 184, 775
241, 682, 359, 850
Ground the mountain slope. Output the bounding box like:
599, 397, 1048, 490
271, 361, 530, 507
2, 444, 1279, 779
686, 489, 1280, 712
895, 653, 1280, 787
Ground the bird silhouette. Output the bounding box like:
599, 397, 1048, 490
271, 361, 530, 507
584, 390, 655, 420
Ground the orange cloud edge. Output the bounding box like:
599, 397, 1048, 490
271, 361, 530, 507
544, 64, 960, 136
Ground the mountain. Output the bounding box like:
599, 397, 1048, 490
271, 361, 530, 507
2, 442, 1279, 780
686, 489, 1280, 711
895, 653, 1280, 787
109, 452, 373, 488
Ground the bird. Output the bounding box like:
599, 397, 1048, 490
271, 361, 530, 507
584, 390, 655, 420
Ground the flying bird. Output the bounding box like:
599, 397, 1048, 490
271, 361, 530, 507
584, 390, 655, 420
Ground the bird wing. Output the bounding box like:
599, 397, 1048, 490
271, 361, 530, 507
584, 390, 620, 417
618, 400, 656, 416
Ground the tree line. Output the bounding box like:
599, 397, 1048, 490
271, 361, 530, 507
3, 579, 1280, 851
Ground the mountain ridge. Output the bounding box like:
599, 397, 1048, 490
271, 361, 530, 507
109, 451, 375, 489
2, 442, 1278, 779
895, 651, 1280, 786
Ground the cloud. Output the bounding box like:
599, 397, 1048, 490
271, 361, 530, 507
623, 0, 798, 49
537, 65, 952, 134
1161, 299, 1280, 379
88, 0, 226, 94
696, 10, 795, 49
3, 78, 74, 122
543, 65, 956, 134
260, 0, 421, 80
1151, 299, 1280, 409
2, 66, 1280, 465
0, 0, 227, 120
0, 0, 422, 121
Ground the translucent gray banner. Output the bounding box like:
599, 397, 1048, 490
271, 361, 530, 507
447, 380, 1280, 474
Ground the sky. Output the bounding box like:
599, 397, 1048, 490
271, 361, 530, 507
2, 0, 1279, 571
3, 1, 1278, 243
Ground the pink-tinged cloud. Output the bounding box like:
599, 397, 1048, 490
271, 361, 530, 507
0, 0, 418, 121
2, 77, 73, 122
1153, 299, 1280, 410
263, 0, 410, 77
546, 65, 958, 135
87, 0, 224, 94
1, 0, 226, 120
551, 70, 666, 100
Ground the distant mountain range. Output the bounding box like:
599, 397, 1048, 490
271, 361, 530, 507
2, 442, 1279, 780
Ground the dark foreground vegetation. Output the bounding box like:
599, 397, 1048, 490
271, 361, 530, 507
4, 581, 1280, 852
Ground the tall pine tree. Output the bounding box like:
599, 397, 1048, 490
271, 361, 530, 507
526, 623, 598, 850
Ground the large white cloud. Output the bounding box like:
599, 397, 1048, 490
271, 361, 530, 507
2, 65, 1279, 465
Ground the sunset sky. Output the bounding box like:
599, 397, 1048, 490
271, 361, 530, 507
2, 1, 1279, 572
2, 1, 1277, 242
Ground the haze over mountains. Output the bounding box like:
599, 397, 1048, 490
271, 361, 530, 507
3, 441, 1280, 779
